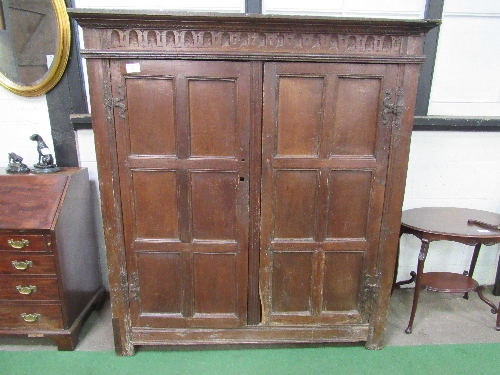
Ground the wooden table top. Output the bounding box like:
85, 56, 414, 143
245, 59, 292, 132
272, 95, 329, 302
401, 207, 500, 239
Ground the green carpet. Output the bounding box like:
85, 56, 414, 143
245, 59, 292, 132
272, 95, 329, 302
1, 343, 499, 375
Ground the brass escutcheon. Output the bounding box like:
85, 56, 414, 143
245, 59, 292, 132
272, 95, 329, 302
12, 260, 33, 270
16, 285, 37, 295
20, 313, 41, 323
8, 239, 30, 249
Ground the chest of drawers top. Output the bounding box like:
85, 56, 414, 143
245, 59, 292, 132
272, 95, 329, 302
0, 171, 71, 231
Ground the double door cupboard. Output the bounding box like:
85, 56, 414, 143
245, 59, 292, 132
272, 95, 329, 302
70, 9, 438, 355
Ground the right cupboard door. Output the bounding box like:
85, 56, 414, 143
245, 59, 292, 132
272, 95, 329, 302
260, 62, 399, 325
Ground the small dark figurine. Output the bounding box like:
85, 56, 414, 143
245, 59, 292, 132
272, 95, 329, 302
6, 152, 30, 173
29, 134, 60, 173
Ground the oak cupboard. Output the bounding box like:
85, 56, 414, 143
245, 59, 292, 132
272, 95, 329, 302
69, 9, 438, 355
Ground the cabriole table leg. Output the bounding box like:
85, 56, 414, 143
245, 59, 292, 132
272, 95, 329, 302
406, 238, 429, 334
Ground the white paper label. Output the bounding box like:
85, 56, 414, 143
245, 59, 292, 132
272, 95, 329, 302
126, 63, 141, 73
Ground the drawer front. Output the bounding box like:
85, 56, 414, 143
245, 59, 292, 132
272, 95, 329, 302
0, 278, 60, 301
0, 234, 49, 252
0, 254, 56, 275
0, 304, 63, 330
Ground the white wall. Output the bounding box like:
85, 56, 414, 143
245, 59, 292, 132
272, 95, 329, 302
401, 132, 500, 284
263, 0, 426, 18
428, 1, 500, 116
1, 0, 499, 287
0, 89, 54, 168
74, 0, 245, 12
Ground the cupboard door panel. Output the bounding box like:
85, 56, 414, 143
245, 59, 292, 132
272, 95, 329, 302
132, 170, 179, 240
189, 80, 237, 157
273, 169, 318, 240
112, 60, 252, 329
136, 252, 182, 315
322, 252, 364, 312
272, 251, 314, 314
276, 77, 324, 157
191, 171, 237, 241
127, 77, 176, 156
326, 170, 372, 239
193, 253, 237, 315
331, 77, 381, 156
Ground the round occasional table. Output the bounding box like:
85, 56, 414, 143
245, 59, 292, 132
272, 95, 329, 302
396, 207, 500, 334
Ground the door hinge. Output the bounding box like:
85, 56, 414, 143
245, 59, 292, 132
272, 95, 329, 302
382, 89, 404, 128
128, 271, 140, 301
103, 81, 127, 123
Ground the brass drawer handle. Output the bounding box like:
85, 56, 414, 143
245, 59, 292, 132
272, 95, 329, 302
12, 260, 33, 270
8, 239, 30, 249
16, 285, 37, 295
20, 313, 41, 323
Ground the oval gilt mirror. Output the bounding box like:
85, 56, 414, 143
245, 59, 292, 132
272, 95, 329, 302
0, 0, 70, 96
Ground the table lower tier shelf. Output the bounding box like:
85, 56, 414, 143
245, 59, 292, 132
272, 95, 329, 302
421, 272, 478, 293
418, 271, 499, 332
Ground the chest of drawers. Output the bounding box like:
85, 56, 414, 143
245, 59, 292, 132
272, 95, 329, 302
0, 168, 105, 350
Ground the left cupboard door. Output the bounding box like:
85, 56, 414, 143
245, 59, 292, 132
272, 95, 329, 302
110, 60, 252, 329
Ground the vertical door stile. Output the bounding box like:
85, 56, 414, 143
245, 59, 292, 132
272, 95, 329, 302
247, 61, 264, 326
175, 75, 194, 318
108, 61, 136, 298
259, 62, 276, 325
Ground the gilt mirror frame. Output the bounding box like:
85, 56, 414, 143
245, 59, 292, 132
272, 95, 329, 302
0, 0, 71, 97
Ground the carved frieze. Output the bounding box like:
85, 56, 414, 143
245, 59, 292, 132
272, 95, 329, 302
106, 29, 404, 55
